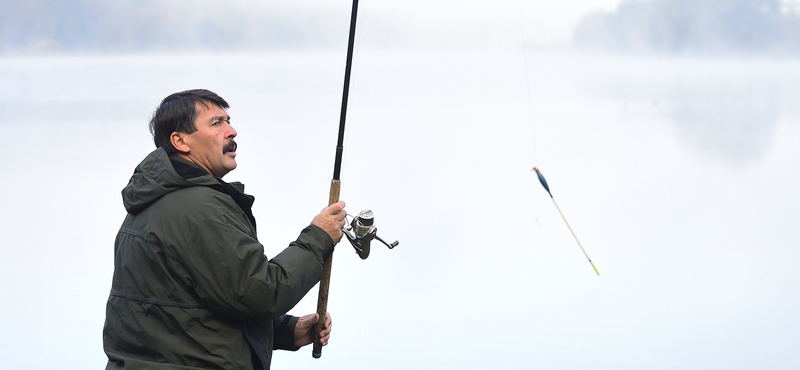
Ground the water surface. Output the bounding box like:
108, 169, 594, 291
0, 50, 797, 369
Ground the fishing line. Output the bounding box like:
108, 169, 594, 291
516, 0, 539, 168
516, 0, 542, 228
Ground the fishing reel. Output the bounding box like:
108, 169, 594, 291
342, 209, 398, 260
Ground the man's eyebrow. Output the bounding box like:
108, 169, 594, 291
209, 115, 230, 123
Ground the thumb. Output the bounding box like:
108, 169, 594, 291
304, 313, 320, 327
325, 201, 345, 214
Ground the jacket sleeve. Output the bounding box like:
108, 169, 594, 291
170, 203, 335, 322
272, 315, 301, 351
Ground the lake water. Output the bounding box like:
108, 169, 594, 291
0, 49, 798, 369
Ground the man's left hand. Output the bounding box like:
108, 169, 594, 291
294, 313, 332, 348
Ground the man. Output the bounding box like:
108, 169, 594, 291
103, 89, 346, 370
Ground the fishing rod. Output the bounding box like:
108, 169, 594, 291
533, 167, 600, 276
313, 0, 398, 358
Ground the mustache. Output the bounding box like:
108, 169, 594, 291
223, 140, 237, 153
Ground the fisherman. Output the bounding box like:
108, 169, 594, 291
103, 89, 346, 369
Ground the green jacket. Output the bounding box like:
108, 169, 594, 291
103, 148, 334, 370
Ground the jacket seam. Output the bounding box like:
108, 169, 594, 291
118, 229, 160, 245
109, 291, 202, 309
118, 229, 181, 262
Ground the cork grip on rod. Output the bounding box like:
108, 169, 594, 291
312, 179, 340, 358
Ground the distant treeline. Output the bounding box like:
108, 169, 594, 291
0, 0, 346, 54
574, 0, 800, 55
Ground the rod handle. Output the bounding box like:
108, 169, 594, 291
313, 180, 340, 358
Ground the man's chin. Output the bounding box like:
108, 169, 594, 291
215, 160, 237, 179
225, 160, 237, 172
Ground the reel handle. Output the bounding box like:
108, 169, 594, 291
375, 234, 399, 249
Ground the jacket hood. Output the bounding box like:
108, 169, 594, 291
122, 148, 220, 215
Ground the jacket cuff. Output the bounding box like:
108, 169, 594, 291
273, 315, 301, 351
298, 224, 336, 263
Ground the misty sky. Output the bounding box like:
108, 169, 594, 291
8, 0, 799, 54
0, 0, 626, 53
234, 0, 625, 46
327, 0, 624, 45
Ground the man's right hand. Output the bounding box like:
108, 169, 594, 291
311, 201, 347, 243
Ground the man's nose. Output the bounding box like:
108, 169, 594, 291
226, 123, 237, 138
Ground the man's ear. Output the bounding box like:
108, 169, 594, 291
170, 132, 191, 154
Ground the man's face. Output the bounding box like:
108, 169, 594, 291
182, 102, 238, 178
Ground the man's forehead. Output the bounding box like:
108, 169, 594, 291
195, 101, 228, 118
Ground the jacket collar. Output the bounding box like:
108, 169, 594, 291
169, 154, 257, 233
169, 155, 209, 180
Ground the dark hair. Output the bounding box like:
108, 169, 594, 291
149, 89, 230, 154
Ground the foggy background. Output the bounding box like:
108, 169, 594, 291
3, 0, 800, 54
1, 1, 799, 369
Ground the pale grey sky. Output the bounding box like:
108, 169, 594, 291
239, 0, 625, 47
0, 0, 626, 53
